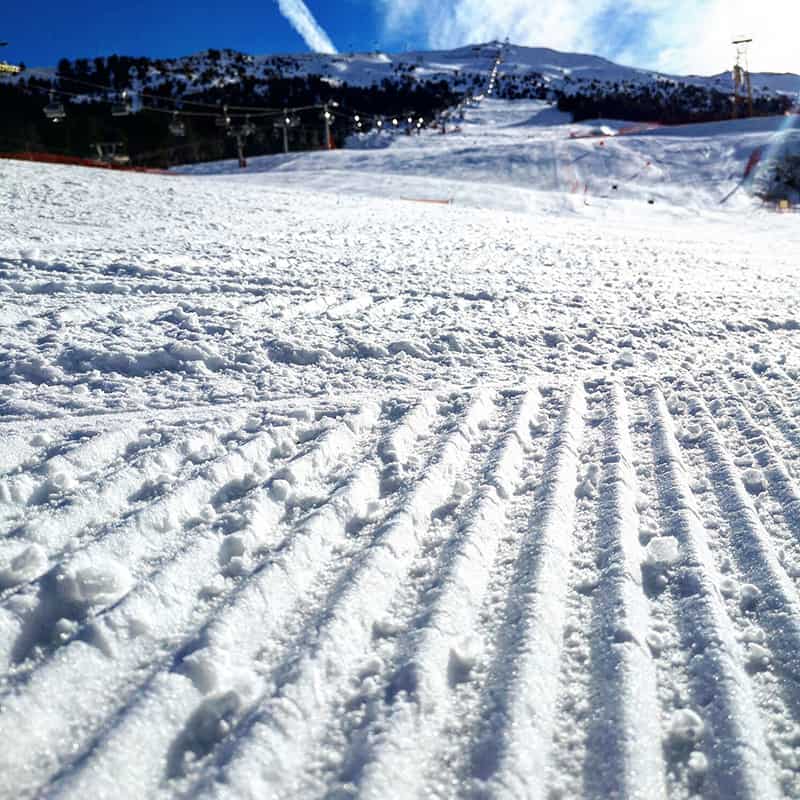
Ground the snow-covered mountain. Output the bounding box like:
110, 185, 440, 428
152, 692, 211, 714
13, 41, 800, 101
3, 42, 796, 170
247, 42, 800, 98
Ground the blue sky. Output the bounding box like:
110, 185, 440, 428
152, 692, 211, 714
0, 1, 383, 65
2, 0, 798, 75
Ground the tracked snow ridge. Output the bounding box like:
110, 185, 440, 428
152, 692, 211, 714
3, 377, 800, 797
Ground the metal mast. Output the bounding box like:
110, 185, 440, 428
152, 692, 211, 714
732, 38, 754, 119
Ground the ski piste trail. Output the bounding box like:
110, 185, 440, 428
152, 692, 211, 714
1, 97, 800, 799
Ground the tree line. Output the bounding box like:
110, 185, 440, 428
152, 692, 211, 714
1, 53, 463, 167
1, 50, 794, 167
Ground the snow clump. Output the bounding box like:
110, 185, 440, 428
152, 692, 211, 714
55, 555, 133, 609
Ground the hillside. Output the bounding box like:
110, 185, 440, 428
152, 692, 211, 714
177, 98, 800, 209
27, 42, 800, 98
1, 42, 796, 167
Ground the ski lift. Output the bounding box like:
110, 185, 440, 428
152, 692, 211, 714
241, 116, 256, 137
169, 112, 186, 137
111, 90, 132, 117
44, 91, 65, 122
277, 113, 299, 129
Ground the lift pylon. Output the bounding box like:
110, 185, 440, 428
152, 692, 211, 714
732, 38, 754, 119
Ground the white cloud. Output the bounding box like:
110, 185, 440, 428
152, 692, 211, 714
275, 0, 338, 54
378, 0, 800, 75
687, 1, 800, 75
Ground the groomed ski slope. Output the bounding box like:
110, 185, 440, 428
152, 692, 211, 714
177, 99, 799, 214
2, 100, 800, 799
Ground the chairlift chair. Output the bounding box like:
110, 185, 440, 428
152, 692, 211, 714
44, 92, 65, 122
216, 106, 231, 128
169, 113, 186, 137
111, 90, 132, 117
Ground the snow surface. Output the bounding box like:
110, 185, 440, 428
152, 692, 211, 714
177, 100, 800, 215
2, 97, 800, 799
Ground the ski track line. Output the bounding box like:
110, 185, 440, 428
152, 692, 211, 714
745, 375, 800, 459
684, 386, 800, 718
462, 383, 585, 799
583, 381, 666, 800
712, 376, 800, 549
355, 386, 538, 799
0, 424, 116, 480
541, 381, 606, 800
0, 420, 238, 599
0, 423, 151, 517
649, 388, 777, 799
723, 380, 800, 484
0, 401, 383, 797
625, 386, 695, 799
414, 387, 560, 799
753, 370, 800, 425
697, 380, 800, 793
183, 390, 497, 800
0, 396, 321, 432
311, 391, 519, 797
0, 417, 300, 672
726, 390, 800, 552
34, 396, 433, 799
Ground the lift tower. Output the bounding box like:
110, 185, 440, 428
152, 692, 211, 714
732, 38, 753, 119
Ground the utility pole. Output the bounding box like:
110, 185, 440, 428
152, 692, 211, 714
323, 104, 331, 149
275, 111, 299, 154
276, 109, 290, 154
732, 38, 754, 119
234, 131, 246, 168
228, 117, 255, 168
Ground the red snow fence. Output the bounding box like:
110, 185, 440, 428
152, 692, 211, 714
744, 147, 763, 179
0, 152, 172, 174
400, 197, 453, 205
